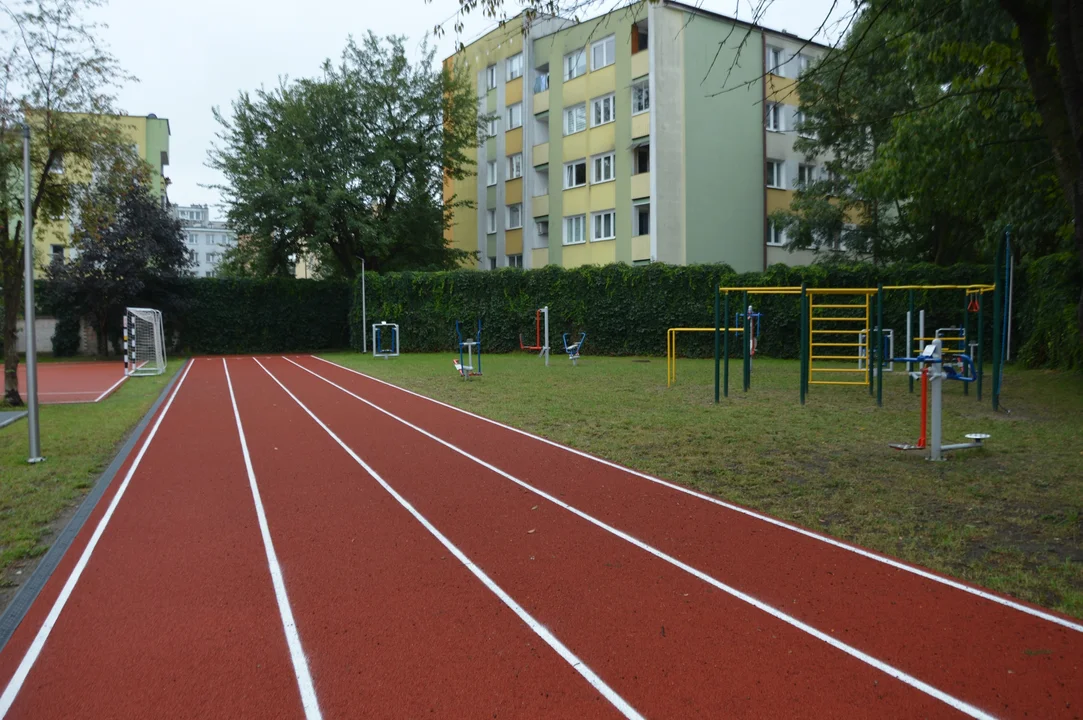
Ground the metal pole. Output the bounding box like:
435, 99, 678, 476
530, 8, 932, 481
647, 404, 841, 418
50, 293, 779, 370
876, 284, 883, 407
962, 292, 969, 397
713, 289, 720, 404
929, 340, 944, 461
361, 258, 367, 353
992, 234, 1004, 411
22, 125, 44, 463
1006, 253, 1014, 362
723, 293, 730, 398
799, 283, 807, 405
907, 290, 914, 393
976, 293, 984, 401
742, 291, 750, 392
543, 306, 549, 366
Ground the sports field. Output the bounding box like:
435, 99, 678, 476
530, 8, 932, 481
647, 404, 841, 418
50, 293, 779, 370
0, 354, 1079, 718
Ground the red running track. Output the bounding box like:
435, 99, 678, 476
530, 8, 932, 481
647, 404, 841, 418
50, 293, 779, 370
16, 362, 129, 404
0, 355, 1079, 719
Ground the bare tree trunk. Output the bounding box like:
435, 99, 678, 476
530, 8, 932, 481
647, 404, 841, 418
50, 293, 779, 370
3, 256, 24, 406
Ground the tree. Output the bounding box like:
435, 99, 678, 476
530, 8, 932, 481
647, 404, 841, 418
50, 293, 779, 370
772, 1, 1070, 265
210, 33, 483, 279
1, 0, 131, 404
46, 155, 191, 356
448, 0, 1083, 335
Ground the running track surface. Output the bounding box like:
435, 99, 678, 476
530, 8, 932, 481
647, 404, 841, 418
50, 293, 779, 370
16, 362, 128, 404
0, 356, 1080, 719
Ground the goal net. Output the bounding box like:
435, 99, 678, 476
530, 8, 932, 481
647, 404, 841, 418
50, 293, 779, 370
124, 308, 166, 377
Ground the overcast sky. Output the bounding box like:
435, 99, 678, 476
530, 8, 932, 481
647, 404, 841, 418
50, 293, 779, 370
91, 0, 847, 219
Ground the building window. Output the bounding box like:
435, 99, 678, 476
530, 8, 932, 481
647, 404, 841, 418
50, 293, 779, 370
591, 94, 615, 127
592, 152, 615, 184
634, 144, 650, 174
206, 252, 219, 263
592, 210, 616, 241
486, 209, 497, 234
634, 21, 649, 52
564, 49, 586, 81
766, 46, 783, 76
191, 233, 200, 244
489, 256, 497, 270
766, 160, 784, 189
487, 117, 498, 137
50, 244, 64, 264
506, 102, 523, 130
486, 160, 497, 186
798, 163, 816, 186
49, 153, 64, 174
486, 65, 497, 89
767, 222, 787, 246
563, 159, 587, 189
507, 153, 523, 179
536, 218, 549, 236
506, 53, 523, 81
632, 77, 649, 114
563, 103, 586, 135
563, 214, 586, 245
634, 204, 650, 236
798, 54, 812, 73
507, 254, 523, 268
534, 70, 550, 93
506, 203, 523, 229
591, 35, 616, 70
766, 102, 782, 132
795, 110, 815, 138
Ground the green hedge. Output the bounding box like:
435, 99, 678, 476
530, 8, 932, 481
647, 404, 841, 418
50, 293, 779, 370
1017, 253, 1083, 369
177, 278, 352, 354
352, 261, 1033, 360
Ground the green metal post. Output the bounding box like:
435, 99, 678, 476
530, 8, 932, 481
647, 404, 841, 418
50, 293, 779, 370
962, 292, 969, 396
723, 292, 730, 398
876, 284, 883, 407
742, 290, 750, 392
992, 233, 1004, 411
714, 289, 720, 404
800, 284, 807, 405
976, 292, 984, 401
908, 290, 915, 393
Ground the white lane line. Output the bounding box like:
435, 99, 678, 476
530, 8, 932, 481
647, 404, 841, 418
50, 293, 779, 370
222, 360, 322, 720
94, 375, 129, 403
255, 358, 644, 720
309, 354, 1083, 635
288, 357, 997, 720
0, 360, 195, 718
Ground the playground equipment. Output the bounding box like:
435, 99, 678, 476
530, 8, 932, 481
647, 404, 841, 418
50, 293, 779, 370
857, 329, 894, 374
519, 306, 550, 366
563, 332, 586, 366
453, 319, 483, 379
890, 339, 989, 461
371, 321, 400, 359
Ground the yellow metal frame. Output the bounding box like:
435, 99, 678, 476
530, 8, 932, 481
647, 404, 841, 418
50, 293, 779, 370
666, 327, 739, 387
807, 288, 876, 387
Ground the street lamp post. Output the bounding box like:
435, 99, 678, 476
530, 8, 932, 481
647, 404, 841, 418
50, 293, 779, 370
22, 124, 44, 463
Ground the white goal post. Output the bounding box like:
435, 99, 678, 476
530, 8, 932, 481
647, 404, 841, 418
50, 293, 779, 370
123, 308, 166, 377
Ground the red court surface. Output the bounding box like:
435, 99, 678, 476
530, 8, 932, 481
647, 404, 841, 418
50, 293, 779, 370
0, 355, 1080, 719
16, 362, 129, 404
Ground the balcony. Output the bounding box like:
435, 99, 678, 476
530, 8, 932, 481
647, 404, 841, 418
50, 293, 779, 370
533, 142, 549, 165
631, 171, 650, 200
532, 194, 549, 217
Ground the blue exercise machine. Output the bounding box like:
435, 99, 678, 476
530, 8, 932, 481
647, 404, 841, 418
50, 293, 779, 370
454, 319, 482, 379
562, 332, 586, 366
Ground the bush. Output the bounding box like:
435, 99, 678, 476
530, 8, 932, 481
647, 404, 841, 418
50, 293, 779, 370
178, 278, 352, 354
351, 261, 1025, 361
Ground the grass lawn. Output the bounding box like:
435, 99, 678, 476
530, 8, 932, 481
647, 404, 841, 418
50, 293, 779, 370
321, 350, 1083, 618
0, 360, 184, 602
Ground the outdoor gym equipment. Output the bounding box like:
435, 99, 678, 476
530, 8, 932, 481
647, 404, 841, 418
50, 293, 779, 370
371, 321, 400, 359
519, 306, 550, 366
453, 319, 483, 379
890, 339, 989, 461
857, 329, 894, 374
563, 332, 586, 366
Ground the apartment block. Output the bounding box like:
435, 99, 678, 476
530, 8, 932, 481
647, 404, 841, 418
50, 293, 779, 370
171, 204, 237, 277
36, 113, 171, 267
444, 1, 829, 271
